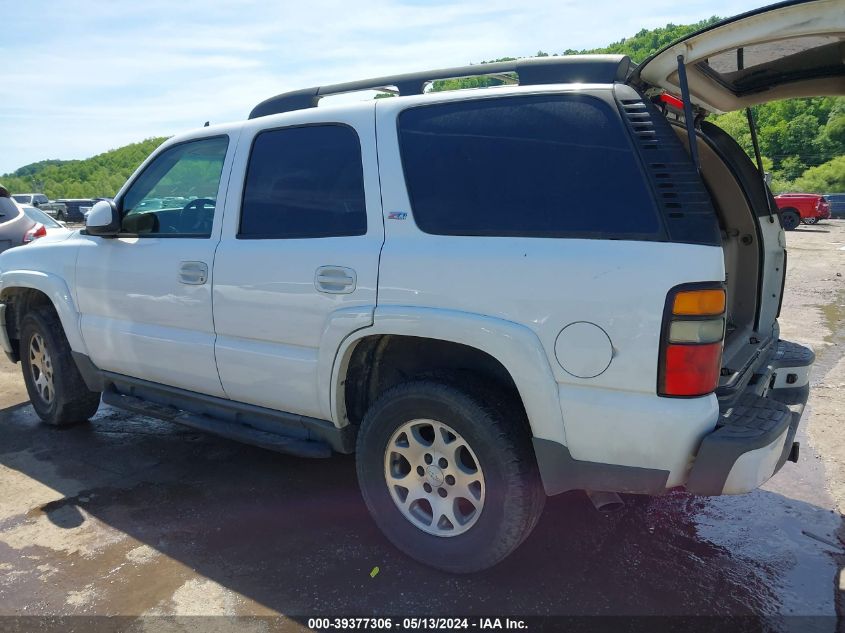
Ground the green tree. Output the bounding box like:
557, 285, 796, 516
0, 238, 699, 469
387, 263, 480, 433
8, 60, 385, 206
791, 156, 845, 193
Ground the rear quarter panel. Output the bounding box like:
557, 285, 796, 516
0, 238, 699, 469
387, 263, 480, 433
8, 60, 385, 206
375, 88, 725, 480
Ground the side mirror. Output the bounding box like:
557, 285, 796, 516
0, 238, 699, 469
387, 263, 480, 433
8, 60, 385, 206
85, 200, 121, 237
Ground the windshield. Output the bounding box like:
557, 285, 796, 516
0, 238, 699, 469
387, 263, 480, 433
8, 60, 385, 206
22, 206, 62, 228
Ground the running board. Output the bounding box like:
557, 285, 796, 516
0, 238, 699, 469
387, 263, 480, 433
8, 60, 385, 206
102, 390, 332, 458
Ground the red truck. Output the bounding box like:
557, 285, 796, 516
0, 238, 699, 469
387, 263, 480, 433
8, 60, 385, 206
774, 193, 831, 230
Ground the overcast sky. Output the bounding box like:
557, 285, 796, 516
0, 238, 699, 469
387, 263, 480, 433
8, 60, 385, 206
2, 0, 768, 175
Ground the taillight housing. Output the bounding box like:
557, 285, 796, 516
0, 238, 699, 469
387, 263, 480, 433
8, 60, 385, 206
658, 284, 726, 398
23, 223, 47, 244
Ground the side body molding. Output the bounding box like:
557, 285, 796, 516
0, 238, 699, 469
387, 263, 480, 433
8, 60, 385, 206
0, 270, 89, 357
328, 306, 568, 446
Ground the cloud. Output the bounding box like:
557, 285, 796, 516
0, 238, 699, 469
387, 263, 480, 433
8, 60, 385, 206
1, 0, 765, 175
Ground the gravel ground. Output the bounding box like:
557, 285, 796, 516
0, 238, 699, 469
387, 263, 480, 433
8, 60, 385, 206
0, 221, 843, 629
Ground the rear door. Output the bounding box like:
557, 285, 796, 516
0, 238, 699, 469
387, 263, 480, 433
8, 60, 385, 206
634, 0, 843, 345
212, 103, 383, 421
631, 0, 844, 113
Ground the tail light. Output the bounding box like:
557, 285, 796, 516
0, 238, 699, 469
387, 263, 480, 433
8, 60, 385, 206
23, 224, 47, 244
658, 285, 726, 397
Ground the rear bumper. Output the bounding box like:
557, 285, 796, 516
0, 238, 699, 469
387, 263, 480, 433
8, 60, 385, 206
685, 340, 813, 495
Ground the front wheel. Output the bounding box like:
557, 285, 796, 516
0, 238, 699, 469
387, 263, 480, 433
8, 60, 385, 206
780, 209, 801, 231
20, 307, 101, 426
356, 379, 545, 573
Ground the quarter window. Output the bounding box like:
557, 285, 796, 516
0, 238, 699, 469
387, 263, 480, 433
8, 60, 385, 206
121, 136, 229, 237
239, 125, 367, 239
398, 94, 662, 239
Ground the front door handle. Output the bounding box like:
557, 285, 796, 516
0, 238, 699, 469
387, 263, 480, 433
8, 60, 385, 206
179, 261, 208, 285
315, 266, 356, 294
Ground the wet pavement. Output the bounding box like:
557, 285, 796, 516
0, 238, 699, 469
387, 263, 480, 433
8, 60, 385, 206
0, 399, 841, 627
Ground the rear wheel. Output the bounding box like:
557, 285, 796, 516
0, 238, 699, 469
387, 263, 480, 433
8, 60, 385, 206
780, 209, 800, 231
356, 378, 544, 573
802, 216, 818, 225
20, 307, 101, 426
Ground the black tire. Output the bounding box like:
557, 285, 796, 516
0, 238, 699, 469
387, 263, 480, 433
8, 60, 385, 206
356, 378, 545, 573
19, 307, 101, 426
780, 209, 801, 231
802, 217, 818, 225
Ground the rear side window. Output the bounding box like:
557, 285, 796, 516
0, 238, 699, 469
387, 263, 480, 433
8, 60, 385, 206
240, 125, 367, 239
398, 94, 662, 239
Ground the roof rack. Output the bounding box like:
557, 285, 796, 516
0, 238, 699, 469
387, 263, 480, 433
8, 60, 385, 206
249, 55, 632, 119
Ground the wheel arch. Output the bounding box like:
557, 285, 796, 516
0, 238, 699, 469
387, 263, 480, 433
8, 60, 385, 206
329, 306, 567, 446
0, 272, 88, 359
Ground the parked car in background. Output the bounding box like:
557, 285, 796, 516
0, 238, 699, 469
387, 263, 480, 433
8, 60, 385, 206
20, 206, 72, 241
12, 193, 48, 207
773, 193, 831, 229
11, 193, 68, 219
54, 198, 97, 223
0, 187, 39, 254
823, 193, 845, 219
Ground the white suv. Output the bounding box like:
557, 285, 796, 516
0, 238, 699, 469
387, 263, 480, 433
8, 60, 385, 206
0, 1, 837, 572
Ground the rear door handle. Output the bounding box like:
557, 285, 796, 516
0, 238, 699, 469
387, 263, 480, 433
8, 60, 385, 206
315, 266, 356, 294
179, 261, 208, 285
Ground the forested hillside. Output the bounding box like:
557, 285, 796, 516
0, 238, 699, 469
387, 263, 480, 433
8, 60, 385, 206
3, 18, 843, 198
2, 138, 166, 200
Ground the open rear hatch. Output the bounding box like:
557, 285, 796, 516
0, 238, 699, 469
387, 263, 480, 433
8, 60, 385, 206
629, 0, 843, 394
630, 0, 844, 113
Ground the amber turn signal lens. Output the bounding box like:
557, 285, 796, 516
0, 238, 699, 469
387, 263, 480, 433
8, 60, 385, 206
672, 289, 725, 316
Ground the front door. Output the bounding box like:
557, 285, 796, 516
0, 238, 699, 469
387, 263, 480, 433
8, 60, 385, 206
75, 133, 235, 396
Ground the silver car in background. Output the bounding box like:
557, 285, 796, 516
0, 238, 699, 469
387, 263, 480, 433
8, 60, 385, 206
20, 206, 72, 240
1, 188, 35, 254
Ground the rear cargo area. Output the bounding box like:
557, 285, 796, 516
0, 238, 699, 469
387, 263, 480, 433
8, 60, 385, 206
672, 121, 786, 384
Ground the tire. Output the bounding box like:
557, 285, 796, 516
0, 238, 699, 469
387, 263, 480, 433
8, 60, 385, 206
780, 209, 800, 231
802, 217, 818, 225
356, 378, 545, 573
19, 306, 101, 427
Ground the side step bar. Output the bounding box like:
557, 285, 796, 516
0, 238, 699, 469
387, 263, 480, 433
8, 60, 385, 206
102, 390, 332, 458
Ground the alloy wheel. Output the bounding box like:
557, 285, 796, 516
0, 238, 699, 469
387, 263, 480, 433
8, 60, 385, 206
29, 333, 55, 404
384, 419, 485, 537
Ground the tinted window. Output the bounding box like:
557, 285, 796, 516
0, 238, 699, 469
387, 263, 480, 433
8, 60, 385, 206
398, 95, 661, 238
121, 136, 229, 237
239, 125, 366, 239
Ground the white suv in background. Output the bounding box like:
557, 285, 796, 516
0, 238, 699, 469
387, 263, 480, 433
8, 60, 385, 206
0, 0, 837, 572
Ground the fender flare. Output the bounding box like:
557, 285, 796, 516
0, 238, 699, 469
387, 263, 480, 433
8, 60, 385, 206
328, 306, 567, 446
0, 270, 89, 356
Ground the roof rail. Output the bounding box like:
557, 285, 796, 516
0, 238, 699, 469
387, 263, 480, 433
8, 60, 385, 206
249, 55, 632, 119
